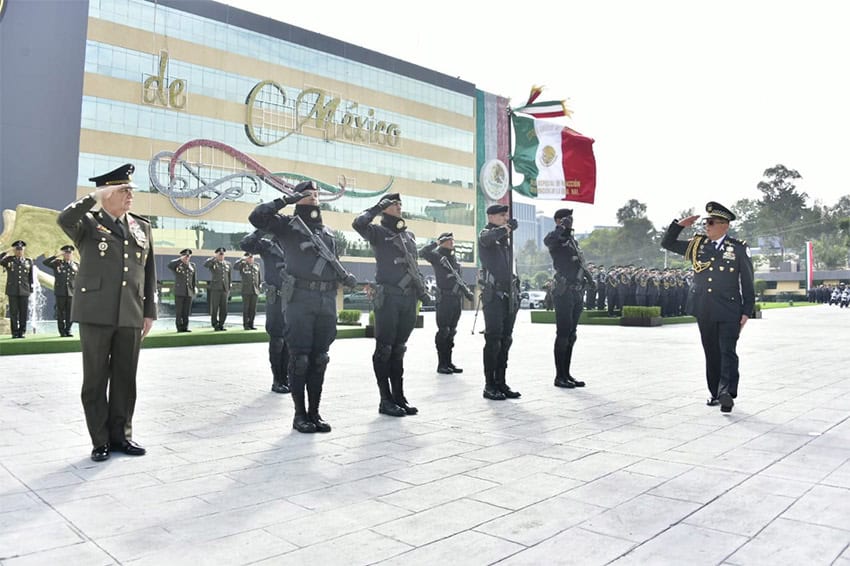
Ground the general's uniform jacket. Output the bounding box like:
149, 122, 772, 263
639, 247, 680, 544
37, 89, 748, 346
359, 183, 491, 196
661, 222, 755, 321
167, 258, 197, 297
204, 258, 232, 293
42, 256, 78, 297
234, 258, 263, 296
57, 194, 158, 327
0, 254, 34, 297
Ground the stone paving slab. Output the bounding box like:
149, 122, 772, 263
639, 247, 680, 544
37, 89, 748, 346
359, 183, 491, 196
1, 306, 850, 564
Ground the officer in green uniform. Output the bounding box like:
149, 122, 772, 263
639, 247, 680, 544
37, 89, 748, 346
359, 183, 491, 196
42, 245, 79, 336
204, 247, 231, 330
1, 240, 34, 338
167, 249, 197, 332
234, 252, 262, 330
57, 163, 156, 462
662, 201, 755, 413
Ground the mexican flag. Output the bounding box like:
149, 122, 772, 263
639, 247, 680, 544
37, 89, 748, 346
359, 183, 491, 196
511, 113, 596, 203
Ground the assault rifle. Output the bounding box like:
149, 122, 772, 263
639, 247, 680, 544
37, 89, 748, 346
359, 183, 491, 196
439, 256, 474, 300
289, 214, 355, 285
390, 235, 428, 298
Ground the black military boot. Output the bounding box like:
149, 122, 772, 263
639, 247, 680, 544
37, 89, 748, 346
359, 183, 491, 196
483, 369, 506, 400
307, 383, 331, 433
496, 368, 521, 398
554, 342, 574, 388
377, 377, 406, 417
436, 347, 453, 374
270, 364, 289, 394
447, 340, 463, 373
564, 336, 585, 387
291, 388, 316, 433
390, 376, 418, 415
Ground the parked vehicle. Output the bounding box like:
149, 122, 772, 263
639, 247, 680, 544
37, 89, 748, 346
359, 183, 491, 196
520, 290, 547, 309
343, 291, 372, 311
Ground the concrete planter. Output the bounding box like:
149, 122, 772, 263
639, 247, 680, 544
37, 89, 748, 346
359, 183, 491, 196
620, 316, 663, 327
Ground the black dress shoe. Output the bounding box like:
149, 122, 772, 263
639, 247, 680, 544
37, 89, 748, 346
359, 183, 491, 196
449, 364, 463, 373
437, 365, 454, 374
718, 393, 734, 413
567, 376, 586, 387
271, 383, 290, 394
119, 440, 146, 456
293, 415, 317, 433
706, 397, 720, 406
378, 399, 407, 417
499, 384, 521, 399
91, 444, 110, 462
66, 333, 74, 338
309, 413, 332, 433
483, 386, 507, 401
554, 377, 576, 388
394, 397, 418, 415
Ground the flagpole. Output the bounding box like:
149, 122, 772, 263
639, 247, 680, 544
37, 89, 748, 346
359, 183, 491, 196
507, 105, 515, 282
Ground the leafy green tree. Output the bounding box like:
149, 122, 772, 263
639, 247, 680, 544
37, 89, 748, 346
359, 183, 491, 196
756, 164, 807, 259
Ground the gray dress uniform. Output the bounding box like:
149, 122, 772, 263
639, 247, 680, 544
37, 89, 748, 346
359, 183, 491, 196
42, 249, 78, 336
234, 255, 262, 330
57, 165, 157, 456
204, 253, 231, 330
167, 252, 197, 332
1, 243, 34, 338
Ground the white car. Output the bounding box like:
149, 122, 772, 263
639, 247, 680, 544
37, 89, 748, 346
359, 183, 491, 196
520, 290, 547, 309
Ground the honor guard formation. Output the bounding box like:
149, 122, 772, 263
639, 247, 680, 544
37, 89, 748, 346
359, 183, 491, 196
35, 163, 759, 461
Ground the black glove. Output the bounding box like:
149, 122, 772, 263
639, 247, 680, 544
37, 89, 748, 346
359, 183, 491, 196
343, 273, 357, 288
508, 218, 519, 231
283, 192, 305, 205
376, 198, 395, 210
464, 289, 475, 301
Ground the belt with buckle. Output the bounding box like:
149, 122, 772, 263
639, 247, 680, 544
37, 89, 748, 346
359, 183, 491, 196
294, 278, 337, 292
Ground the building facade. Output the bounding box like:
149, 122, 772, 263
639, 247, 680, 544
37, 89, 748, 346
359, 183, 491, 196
1, 0, 512, 292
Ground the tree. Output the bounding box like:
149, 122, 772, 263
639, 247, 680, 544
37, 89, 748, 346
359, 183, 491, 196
756, 164, 807, 260
616, 199, 647, 224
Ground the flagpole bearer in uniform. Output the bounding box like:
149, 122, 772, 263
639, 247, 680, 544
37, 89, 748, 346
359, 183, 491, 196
57, 164, 156, 461
420, 232, 473, 374
478, 204, 522, 401
204, 247, 231, 331
544, 209, 595, 389
234, 252, 262, 330
250, 181, 356, 433
661, 202, 755, 413
166, 249, 197, 332
241, 229, 290, 394
42, 245, 79, 336
1, 240, 35, 338
353, 193, 426, 417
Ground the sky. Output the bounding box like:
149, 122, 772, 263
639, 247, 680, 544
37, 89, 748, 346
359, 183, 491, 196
221, 0, 850, 233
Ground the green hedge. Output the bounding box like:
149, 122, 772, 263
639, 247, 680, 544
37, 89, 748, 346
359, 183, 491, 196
337, 309, 362, 325
621, 306, 661, 319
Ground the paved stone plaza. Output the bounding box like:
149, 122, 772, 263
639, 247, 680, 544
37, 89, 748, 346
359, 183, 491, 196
1, 306, 849, 565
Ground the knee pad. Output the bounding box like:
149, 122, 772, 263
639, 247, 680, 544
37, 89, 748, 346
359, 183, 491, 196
312, 352, 330, 373
502, 336, 513, 352
448, 328, 457, 341
568, 333, 578, 347
290, 354, 310, 376
373, 342, 393, 363
391, 343, 407, 361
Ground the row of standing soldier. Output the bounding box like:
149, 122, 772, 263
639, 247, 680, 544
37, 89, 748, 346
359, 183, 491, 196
580, 264, 694, 317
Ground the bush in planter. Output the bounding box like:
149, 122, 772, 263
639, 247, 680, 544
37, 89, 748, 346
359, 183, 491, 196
620, 305, 662, 327
337, 309, 362, 325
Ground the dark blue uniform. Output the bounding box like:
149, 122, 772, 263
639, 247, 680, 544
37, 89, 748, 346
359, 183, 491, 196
241, 230, 289, 394
353, 203, 423, 416
662, 221, 755, 406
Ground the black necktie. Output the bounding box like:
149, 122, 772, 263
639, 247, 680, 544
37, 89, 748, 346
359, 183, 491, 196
115, 218, 126, 238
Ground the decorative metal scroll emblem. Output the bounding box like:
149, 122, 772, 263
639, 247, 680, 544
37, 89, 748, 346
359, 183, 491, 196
148, 139, 392, 216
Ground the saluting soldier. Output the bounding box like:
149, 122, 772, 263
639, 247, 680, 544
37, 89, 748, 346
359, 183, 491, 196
166, 248, 197, 332
250, 181, 356, 433
42, 244, 79, 336
1, 240, 34, 338
545, 209, 596, 389
234, 252, 262, 330
57, 163, 156, 462
478, 204, 522, 400
204, 247, 231, 331
353, 193, 425, 417
420, 232, 473, 375
662, 201, 755, 413
241, 229, 290, 394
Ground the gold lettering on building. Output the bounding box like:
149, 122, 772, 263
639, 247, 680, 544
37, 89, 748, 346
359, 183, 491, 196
142, 51, 187, 110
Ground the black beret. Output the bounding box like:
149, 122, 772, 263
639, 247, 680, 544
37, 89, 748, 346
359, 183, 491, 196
214, 247, 226, 253
295, 180, 318, 192
554, 208, 573, 220
705, 201, 736, 221
61, 245, 75, 252
243, 251, 253, 257
437, 232, 454, 243
180, 248, 192, 256
12, 240, 26, 249
383, 193, 401, 203
88, 163, 137, 188
486, 204, 509, 215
